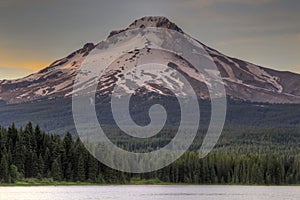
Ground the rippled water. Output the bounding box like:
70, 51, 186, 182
1, 185, 300, 200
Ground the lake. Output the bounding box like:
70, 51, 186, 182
0, 185, 300, 200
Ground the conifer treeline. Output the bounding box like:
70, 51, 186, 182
0, 123, 300, 184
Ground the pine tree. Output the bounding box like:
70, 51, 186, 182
34, 125, 42, 155
44, 147, 51, 176
87, 154, 97, 182
37, 154, 45, 177
63, 132, 73, 181
14, 140, 25, 176
77, 154, 86, 182
51, 158, 62, 181
0, 152, 9, 183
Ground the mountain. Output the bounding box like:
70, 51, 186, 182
0, 16, 300, 104
0, 16, 300, 133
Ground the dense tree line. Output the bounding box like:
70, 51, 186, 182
0, 123, 300, 184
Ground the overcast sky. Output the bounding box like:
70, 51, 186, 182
0, 0, 299, 79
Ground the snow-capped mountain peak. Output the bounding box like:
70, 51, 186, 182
0, 16, 300, 104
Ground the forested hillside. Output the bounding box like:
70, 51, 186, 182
0, 123, 300, 185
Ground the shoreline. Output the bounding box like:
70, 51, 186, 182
1, 181, 300, 187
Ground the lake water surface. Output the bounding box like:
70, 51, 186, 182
1, 185, 300, 200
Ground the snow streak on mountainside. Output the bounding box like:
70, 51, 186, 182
0, 16, 300, 104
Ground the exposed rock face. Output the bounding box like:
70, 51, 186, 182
108, 16, 183, 38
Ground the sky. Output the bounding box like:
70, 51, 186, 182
0, 0, 299, 79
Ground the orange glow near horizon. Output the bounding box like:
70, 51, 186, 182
1, 60, 50, 71
0, 50, 51, 79
0, 52, 50, 71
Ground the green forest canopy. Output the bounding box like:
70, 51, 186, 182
0, 122, 300, 185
